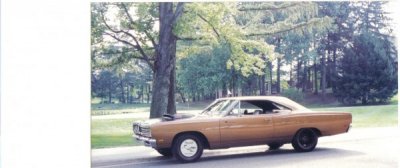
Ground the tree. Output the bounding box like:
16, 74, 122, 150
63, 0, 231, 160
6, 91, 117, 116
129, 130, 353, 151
239, 2, 333, 94
150, 3, 185, 118
177, 45, 232, 101
91, 70, 119, 103
91, 2, 185, 118
334, 33, 397, 104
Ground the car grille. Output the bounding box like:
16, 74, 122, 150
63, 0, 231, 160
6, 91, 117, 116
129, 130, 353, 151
133, 123, 151, 137
140, 127, 150, 134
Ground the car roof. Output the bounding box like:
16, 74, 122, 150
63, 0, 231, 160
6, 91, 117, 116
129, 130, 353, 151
217, 96, 309, 111
218, 96, 286, 101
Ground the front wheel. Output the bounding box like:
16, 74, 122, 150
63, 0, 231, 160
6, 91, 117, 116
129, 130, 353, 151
292, 129, 318, 152
172, 134, 204, 163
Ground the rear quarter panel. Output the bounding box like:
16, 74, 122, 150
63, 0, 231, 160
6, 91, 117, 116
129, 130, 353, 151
272, 111, 352, 141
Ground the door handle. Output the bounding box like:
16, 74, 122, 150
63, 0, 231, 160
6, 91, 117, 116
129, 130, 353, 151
224, 120, 235, 124
264, 118, 271, 123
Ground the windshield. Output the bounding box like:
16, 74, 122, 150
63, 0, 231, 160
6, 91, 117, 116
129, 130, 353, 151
202, 100, 237, 116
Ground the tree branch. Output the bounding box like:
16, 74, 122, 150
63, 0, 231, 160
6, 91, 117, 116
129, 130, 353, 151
120, 3, 157, 49
96, 53, 153, 61
197, 14, 220, 38
246, 19, 327, 37
176, 36, 204, 41
172, 2, 185, 25
103, 31, 154, 70
104, 32, 137, 48
99, 49, 155, 58
121, 31, 153, 65
100, 11, 123, 34
100, 8, 154, 70
238, 2, 303, 11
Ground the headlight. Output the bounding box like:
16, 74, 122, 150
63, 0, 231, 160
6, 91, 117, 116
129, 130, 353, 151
133, 123, 140, 134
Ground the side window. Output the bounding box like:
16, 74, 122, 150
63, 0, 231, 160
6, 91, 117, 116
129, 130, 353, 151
273, 103, 291, 111
228, 102, 240, 116
241, 101, 263, 115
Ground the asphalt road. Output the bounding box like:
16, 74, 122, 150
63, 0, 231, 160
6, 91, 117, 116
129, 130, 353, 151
92, 127, 399, 168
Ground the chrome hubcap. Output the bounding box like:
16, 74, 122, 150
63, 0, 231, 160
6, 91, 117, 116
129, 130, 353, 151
180, 139, 198, 157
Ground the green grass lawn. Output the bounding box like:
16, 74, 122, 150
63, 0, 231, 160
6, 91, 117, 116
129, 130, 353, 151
91, 103, 151, 115
91, 104, 398, 149
311, 104, 397, 127
91, 118, 142, 148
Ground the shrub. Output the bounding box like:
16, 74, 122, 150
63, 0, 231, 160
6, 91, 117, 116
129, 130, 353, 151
281, 87, 305, 102
334, 33, 397, 105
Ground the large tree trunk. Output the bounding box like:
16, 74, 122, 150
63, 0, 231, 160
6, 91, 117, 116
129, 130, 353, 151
260, 56, 267, 95
326, 50, 332, 88
289, 61, 293, 87
276, 38, 281, 94
296, 60, 302, 90
222, 82, 227, 97
321, 50, 327, 98
332, 48, 337, 91
314, 61, 318, 95
313, 39, 318, 95
126, 84, 130, 104
302, 60, 308, 92
260, 75, 266, 95
150, 3, 180, 118
108, 88, 112, 104
167, 48, 177, 115
307, 65, 311, 91
119, 78, 125, 103
146, 84, 150, 104
277, 58, 281, 94
179, 91, 186, 103
268, 61, 273, 95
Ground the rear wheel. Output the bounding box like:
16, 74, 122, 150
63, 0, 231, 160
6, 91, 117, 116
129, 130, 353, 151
172, 134, 204, 163
157, 148, 172, 157
268, 143, 284, 150
292, 128, 318, 152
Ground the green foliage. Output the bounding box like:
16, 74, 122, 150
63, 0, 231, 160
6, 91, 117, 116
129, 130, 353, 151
177, 45, 232, 97
334, 33, 398, 104
177, 2, 276, 77
92, 66, 152, 104
281, 87, 305, 102
91, 2, 398, 106
241, 2, 333, 37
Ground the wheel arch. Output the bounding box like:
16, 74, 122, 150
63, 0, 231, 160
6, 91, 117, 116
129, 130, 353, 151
172, 131, 210, 149
295, 127, 322, 137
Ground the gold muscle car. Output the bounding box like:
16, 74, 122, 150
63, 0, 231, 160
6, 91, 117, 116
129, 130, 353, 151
133, 96, 352, 163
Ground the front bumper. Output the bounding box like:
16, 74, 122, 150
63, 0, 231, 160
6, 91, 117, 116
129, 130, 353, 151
133, 134, 157, 148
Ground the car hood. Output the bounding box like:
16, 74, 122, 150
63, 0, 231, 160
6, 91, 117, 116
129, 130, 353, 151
162, 113, 196, 121
135, 113, 208, 126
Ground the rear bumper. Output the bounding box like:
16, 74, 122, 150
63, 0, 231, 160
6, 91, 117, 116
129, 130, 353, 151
133, 134, 157, 148
346, 124, 352, 132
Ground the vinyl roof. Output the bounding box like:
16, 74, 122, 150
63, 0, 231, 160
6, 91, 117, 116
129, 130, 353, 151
217, 96, 309, 111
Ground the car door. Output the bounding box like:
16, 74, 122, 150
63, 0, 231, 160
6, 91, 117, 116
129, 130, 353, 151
219, 101, 274, 147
